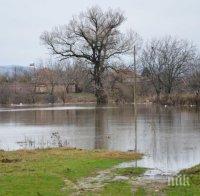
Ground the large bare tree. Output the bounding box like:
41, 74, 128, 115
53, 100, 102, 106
141, 36, 196, 97
141, 40, 164, 99
189, 56, 200, 94
40, 6, 136, 104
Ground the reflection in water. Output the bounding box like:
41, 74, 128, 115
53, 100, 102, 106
95, 107, 105, 149
0, 104, 200, 173
134, 104, 137, 152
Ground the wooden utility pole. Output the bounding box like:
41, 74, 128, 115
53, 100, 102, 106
14, 66, 17, 94
30, 63, 36, 103
133, 45, 137, 152
133, 46, 137, 108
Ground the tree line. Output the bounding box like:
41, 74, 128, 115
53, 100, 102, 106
0, 6, 200, 105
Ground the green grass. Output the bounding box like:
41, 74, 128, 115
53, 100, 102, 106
99, 181, 133, 196
134, 187, 147, 196
164, 164, 200, 195
0, 148, 141, 196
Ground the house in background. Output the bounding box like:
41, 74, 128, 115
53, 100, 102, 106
35, 83, 76, 94
8, 83, 33, 94
107, 68, 142, 85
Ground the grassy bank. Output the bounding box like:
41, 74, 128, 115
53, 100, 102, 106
164, 164, 200, 195
1, 147, 200, 195
0, 148, 141, 196
64, 93, 96, 103
0, 92, 96, 106
128, 164, 200, 196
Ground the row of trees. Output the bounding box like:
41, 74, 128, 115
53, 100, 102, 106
0, 60, 90, 104
34, 60, 90, 102
1, 6, 200, 105
141, 37, 199, 99
40, 6, 200, 104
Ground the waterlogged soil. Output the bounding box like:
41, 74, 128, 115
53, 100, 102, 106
2, 148, 197, 195
0, 148, 197, 195
62, 162, 170, 195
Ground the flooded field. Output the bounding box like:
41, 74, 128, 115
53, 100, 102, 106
0, 104, 200, 173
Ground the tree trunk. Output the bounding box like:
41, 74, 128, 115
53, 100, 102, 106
165, 86, 172, 95
195, 90, 200, 106
94, 64, 108, 105
32, 83, 37, 104
65, 86, 69, 94
155, 88, 161, 103
50, 84, 54, 95
95, 87, 108, 104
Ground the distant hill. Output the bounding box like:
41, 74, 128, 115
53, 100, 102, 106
0, 65, 30, 76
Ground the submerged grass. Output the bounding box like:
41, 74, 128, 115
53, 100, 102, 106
0, 148, 141, 196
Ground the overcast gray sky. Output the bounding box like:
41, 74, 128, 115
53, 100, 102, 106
0, 0, 199, 66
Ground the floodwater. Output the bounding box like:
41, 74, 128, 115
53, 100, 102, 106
0, 104, 200, 173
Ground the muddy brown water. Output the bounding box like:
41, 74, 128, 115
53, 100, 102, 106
0, 104, 200, 173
